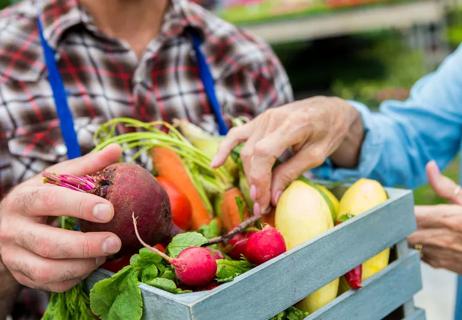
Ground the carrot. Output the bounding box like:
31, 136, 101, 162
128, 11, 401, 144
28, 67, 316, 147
217, 187, 250, 232
261, 208, 275, 227
151, 147, 212, 229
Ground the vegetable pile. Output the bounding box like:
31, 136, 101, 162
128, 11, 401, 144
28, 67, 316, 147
42, 118, 389, 320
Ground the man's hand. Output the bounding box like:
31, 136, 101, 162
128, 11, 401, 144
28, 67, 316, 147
408, 160, 462, 273
212, 97, 363, 215
0, 144, 123, 292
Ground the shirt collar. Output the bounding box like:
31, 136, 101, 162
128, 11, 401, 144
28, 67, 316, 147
37, 0, 204, 50
38, 0, 83, 49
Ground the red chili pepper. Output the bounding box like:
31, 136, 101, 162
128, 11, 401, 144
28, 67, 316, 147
344, 265, 362, 289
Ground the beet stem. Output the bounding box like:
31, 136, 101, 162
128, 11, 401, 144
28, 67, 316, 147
131, 212, 172, 263
206, 212, 263, 246
43, 172, 96, 192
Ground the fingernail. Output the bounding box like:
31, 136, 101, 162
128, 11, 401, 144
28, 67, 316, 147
253, 202, 261, 216
102, 236, 121, 254
95, 257, 106, 266
250, 185, 257, 201
210, 156, 219, 168
93, 203, 113, 222
433, 161, 440, 173
273, 190, 282, 205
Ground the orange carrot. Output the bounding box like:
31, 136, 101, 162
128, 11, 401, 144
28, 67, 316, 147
151, 147, 212, 229
261, 208, 275, 227
217, 187, 250, 232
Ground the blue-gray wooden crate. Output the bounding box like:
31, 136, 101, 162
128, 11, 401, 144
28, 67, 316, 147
87, 187, 422, 320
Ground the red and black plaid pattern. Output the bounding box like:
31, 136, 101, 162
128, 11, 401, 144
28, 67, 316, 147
0, 0, 292, 197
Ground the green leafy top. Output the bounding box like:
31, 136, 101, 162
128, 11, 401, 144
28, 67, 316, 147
166, 232, 208, 258
215, 259, 253, 283
198, 218, 221, 239
271, 306, 309, 320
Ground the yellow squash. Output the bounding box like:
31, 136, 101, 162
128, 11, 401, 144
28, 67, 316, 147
275, 181, 339, 313
314, 183, 339, 220
338, 178, 389, 282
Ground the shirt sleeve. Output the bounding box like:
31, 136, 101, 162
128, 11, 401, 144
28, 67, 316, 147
313, 44, 462, 188
218, 37, 293, 118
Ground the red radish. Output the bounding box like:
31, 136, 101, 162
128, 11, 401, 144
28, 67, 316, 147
43, 163, 173, 255
156, 176, 192, 230
344, 265, 362, 289
132, 213, 217, 287
207, 247, 225, 260
226, 232, 254, 260
245, 226, 286, 265
172, 247, 217, 286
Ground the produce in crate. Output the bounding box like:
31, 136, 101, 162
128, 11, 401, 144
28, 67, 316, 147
337, 178, 390, 289
42, 117, 391, 320
275, 180, 339, 313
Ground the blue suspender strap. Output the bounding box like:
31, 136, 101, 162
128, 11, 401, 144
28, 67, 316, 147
455, 277, 462, 320
190, 31, 229, 136
37, 18, 81, 159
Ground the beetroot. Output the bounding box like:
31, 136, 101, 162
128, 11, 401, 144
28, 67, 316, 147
245, 226, 286, 265
43, 163, 173, 255
171, 247, 217, 287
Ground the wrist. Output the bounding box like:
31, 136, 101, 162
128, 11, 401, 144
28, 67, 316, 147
330, 102, 364, 168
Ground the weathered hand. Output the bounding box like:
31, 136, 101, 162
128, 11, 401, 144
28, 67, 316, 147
0, 144, 123, 292
212, 97, 361, 215
408, 161, 462, 273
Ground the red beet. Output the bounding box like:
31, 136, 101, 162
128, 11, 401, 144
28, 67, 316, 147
226, 232, 254, 260
171, 247, 217, 287
43, 163, 173, 255
244, 226, 286, 265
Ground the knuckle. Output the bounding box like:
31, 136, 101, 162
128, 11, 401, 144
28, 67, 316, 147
32, 264, 53, 284
254, 142, 272, 158
37, 188, 57, 210
309, 149, 326, 167
81, 237, 92, 259
36, 242, 53, 259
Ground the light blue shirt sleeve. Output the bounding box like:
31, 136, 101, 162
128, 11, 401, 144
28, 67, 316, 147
313, 44, 462, 188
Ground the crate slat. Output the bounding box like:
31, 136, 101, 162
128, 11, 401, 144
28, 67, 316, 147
305, 251, 422, 320
403, 308, 426, 320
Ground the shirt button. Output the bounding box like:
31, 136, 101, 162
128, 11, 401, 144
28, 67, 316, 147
56, 144, 67, 156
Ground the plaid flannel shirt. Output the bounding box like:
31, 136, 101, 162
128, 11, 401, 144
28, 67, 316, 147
0, 0, 292, 197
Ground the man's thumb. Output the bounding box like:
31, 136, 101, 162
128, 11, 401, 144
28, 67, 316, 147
426, 160, 462, 205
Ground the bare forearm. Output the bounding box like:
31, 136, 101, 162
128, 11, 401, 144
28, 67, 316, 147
330, 105, 364, 168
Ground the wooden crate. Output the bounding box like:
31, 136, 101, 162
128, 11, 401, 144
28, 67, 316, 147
87, 186, 425, 320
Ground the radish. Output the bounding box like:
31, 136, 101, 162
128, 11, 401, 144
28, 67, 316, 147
244, 226, 286, 265
132, 213, 217, 287
226, 232, 254, 260
207, 247, 225, 260
43, 163, 174, 255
